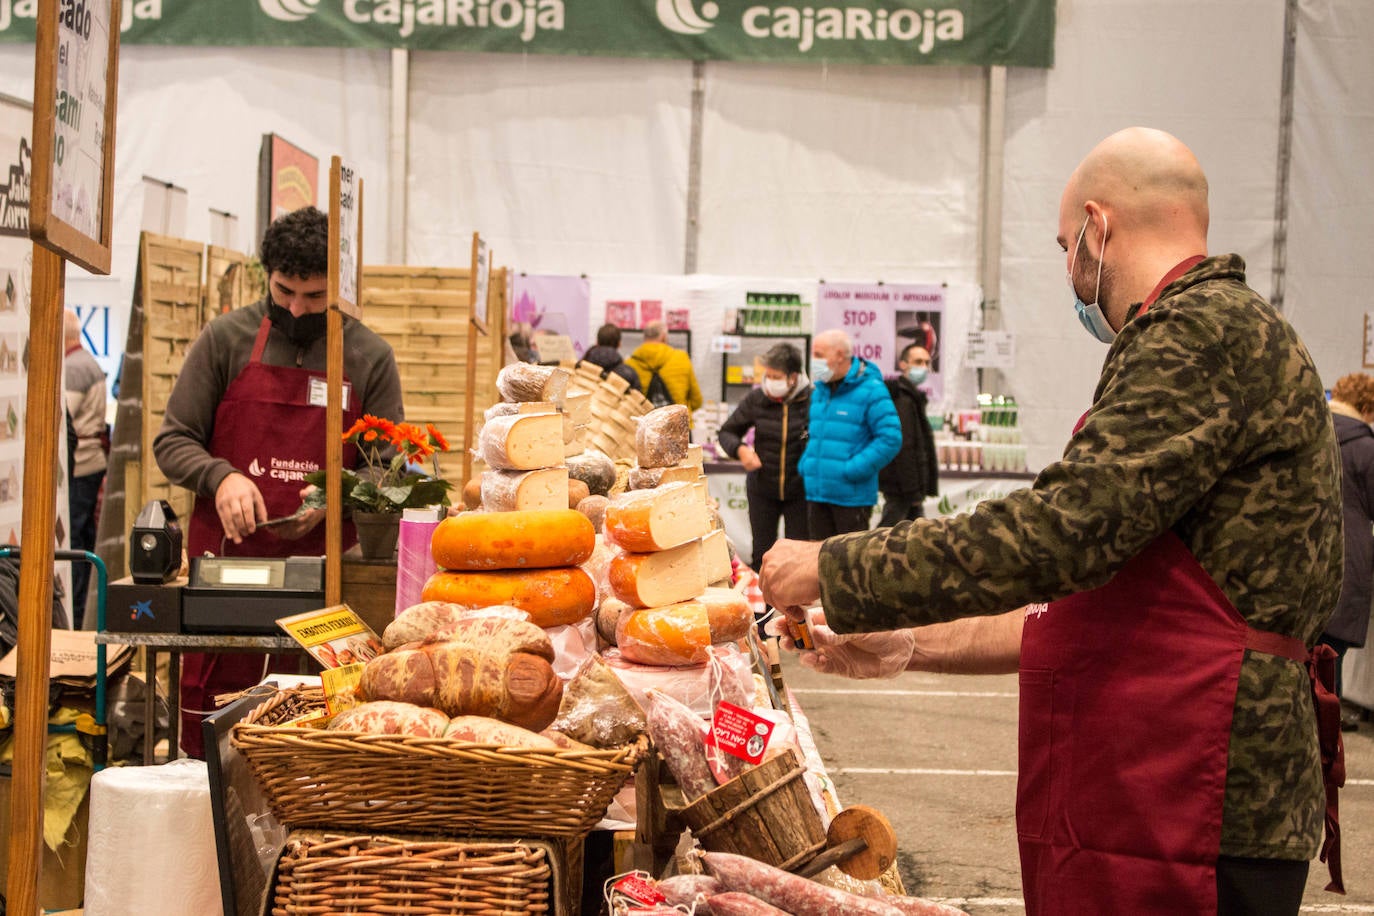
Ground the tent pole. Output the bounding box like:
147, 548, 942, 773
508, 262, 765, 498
684, 60, 705, 275
978, 65, 1008, 395
389, 48, 410, 265
1270, 0, 1298, 313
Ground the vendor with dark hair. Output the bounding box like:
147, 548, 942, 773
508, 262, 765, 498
717, 342, 811, 568
153, 205, 403, 757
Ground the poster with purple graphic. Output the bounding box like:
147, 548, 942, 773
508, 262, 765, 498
815, 282, 945, 403
511, 274, 592, 358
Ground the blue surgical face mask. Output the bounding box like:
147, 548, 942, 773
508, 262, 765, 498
906, 367, 929, 386
1068, 215, 1114, 344
810, 358, 832, 384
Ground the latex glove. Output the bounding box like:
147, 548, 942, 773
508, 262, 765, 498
767, 607, 916, 680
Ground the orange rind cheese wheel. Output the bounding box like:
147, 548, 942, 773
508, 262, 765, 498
421, 566, 596, 628
431, 508, 595, 571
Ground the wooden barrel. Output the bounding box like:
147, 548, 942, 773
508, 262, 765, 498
680, 748, 827, 871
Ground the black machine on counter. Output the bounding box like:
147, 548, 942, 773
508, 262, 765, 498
181, 556, 326, 634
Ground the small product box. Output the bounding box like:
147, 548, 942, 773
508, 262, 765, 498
105, 576, 186, 633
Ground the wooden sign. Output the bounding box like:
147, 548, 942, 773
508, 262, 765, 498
328, 156, 362, 318
30, 0, 121, 275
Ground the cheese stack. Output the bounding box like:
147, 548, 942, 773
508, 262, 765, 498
600, 410, 750, 666
477, 364, 579, 513
421, 508, 599, 629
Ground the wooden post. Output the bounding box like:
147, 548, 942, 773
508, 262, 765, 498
5, 246, 64, 915
13, 1, 121, 911
325, 158, 362, 605
462, 233, 490, 483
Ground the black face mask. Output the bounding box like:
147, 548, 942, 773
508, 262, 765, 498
267, 300, 328, 346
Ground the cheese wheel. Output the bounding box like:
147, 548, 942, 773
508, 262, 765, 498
628, 464, 701, 490
701, 529, 732, 584
566, 449, 617, 497
604, 482, 709, 553
576, 494, 609, 533
596, 596, 632, 646
432, 509, 595, 571
421, 567, 597, 628
461, 477, 483, 510
478, 412, 565, 470
481, 467, 570, 513
496, 363, 570, 403
636, 405, 691, 468
567, 478, 591, 509
609, 539, 707, 609
615, 589, 753, 667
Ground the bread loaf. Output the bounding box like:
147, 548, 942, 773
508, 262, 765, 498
496, 363, 570, 403
431, 509, 595, 571
481, 467, 570, 513
603, 482, 709, 553
565, 449, 617, 496
421, 567, 597, 628
636, 405, 691, 468
444, 716, 560, 749
615, 589, 754, 667
478, 412, 565, 470
609, 539, 708, 608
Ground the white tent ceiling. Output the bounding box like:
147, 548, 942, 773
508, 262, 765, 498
0, 0, 1368, 467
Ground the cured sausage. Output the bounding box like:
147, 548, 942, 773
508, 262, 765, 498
701, 852, 904, 916
646, 689, 717, 802
657, 873, 723, 909
707, 892, 793, 915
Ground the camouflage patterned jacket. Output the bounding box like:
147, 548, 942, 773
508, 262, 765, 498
819, 254, 1342, 859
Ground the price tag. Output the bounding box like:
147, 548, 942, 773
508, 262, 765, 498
612, 874, 666, 905
703, 700, 776, 765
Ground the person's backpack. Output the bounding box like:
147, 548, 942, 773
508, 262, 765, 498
645, 369, 674, 408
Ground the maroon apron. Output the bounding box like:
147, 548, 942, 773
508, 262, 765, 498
180, 317, 359, 757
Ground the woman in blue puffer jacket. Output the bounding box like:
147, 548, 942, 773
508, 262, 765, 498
798, 329, 902, 538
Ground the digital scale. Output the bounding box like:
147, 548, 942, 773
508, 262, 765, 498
182, 556, 327, 634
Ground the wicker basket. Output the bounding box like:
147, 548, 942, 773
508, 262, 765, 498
270, 832, 562, 915
232, 687, 645, 838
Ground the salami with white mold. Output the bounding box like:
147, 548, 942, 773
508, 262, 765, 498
701, 851, 904, 916
707, 893, 793, 915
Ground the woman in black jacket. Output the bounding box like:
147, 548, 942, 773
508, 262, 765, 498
717, 343, 811, 569
1324, 372, 1374, 730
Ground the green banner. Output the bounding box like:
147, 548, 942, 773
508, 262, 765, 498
0, 0, 1055, 67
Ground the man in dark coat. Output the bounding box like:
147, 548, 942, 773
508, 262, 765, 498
1324, 371, 1374, 730
878, 343, 940, 527
579, 323, 641, 393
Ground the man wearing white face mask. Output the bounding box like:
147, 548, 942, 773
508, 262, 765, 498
760, 127, 1345, 914
878, 344, 940, 528
717, 343, 812, 568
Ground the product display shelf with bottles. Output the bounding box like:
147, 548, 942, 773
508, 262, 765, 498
719, 332, 813, 406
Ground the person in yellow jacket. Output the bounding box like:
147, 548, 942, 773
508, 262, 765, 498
627, 320, 703, 411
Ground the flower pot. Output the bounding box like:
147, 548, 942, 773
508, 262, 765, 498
353, 511, 401, 561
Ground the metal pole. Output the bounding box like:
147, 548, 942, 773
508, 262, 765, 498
978, 65, 1008, 394
388, 48, 410, 265
684, 60, 706, 274
1270, 0, 1299, 313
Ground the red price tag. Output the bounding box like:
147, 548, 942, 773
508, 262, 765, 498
703, 700, 775, 765
612, 875, 665, 905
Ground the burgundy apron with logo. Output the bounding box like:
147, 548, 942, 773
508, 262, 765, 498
180, 317, 358, 757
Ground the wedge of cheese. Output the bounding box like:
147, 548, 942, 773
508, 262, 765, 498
564, 426, 587, 457
496, 363, 569, 404
609, 539, 707, 608
478, 412, 565, 471
603, 482, 709, 553
481, 467, 570, 513
564, 391, 592, 427
627, 464, 701, 490
701, 529, 732, 584
615, 588, 754, 667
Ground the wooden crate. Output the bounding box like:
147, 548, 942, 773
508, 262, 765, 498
204, 244, 262, 316
135, 233, 207, 533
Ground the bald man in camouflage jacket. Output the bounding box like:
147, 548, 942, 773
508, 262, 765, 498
761, 128, 1343, 915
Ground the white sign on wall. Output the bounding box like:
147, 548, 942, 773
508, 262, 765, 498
336, 160, 358, 308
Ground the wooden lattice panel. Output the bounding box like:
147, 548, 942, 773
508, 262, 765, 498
362, 266, 506, 484
205, 244, 263, 316
139, 232, 207, 527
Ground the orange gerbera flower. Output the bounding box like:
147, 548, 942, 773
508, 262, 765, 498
426, 423, 450, 452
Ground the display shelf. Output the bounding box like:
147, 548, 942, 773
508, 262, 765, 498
719, 332, 811, 406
